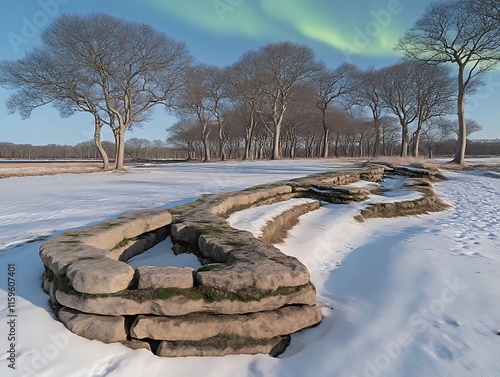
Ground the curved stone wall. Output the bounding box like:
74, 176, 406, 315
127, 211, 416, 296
40, 166, 446, 357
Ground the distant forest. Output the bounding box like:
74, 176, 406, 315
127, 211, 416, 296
1, 137, 499, 161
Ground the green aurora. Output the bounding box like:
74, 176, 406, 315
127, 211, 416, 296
148, 0, 422, 58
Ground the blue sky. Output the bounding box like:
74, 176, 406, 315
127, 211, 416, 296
0, 0, 498, 145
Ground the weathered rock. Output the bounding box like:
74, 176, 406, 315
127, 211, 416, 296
121, 339, 152, 351
55, 284, 317, 316
42, 274, 51, 294
42, 276, 59, 306
196, 256, 310, 292
130, 305, 322, 341
109, 227, 169, 262
80, 210, 172, 250
170, 223, 200, 244
58, 307, 127, 343
40, 243, 109, 276
136, 266, 194, 289
197, 230, 256, 262
207, 185, 293, 215
66, 258, 134, 294
156, 335, 290, 357
259, 200, 321, 244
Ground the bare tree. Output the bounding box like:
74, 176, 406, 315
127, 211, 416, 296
470, 0, 500, 22
205, 67, 231, 161
349, 67, 386, 156
380, 116, 400, 156
313, 63, 355, 158
329, 108, 355, 157
0, 44, 113, 169
1, 14, 192, 170
177, 65, 220, 162
125, 138, 150, 159
167, 118, 200, 160
422, 119, 448, 159
395, 0, 500, 164
378, 62, 419, 157
151, 139, 165, 159
255, 42, 322, 160
411, 62, 455, 156
438, 118, 483, 139
282, 84, 318, 158
227, 51, 266, 160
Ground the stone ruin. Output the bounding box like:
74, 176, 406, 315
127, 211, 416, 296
39, 165, 447, 357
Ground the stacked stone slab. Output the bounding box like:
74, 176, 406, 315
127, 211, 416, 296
40, 167, 391, 357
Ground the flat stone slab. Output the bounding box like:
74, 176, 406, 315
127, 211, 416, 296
136, 266, 194, 289
156, 335, 289, 357
130, 305, 322, 341
81, 210, 172, 250
66, 258, 134, 294
196, 256, 310, 293
208, 185, 293, 215
55, 284, 317, 316
40, 242, 109, 276
58, 307, 127, 343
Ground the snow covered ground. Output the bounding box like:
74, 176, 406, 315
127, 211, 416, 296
0, 160, 499, 377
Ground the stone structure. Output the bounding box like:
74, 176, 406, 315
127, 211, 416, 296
40, 165, 447, 357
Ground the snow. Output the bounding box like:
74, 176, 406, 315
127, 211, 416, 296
367, 175, 423, 203
127, 237, 201, 269
0, 160, 499, 377
0, 160, 339, 250
226, 198, 318, 238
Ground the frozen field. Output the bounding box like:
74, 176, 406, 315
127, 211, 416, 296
0, 159, 499, 377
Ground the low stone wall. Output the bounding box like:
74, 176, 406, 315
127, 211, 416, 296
40, 165, 447, 357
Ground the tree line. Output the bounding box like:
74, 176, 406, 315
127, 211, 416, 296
0, 139, 183, 160
0, 0, 498, 169
4, 134, 499, 161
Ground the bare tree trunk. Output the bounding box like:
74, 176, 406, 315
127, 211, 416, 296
400, 123, 409, 157
92, 118, 109, 170
333, 132, 340, 158
322, 110, 329, 158
218, 125, 227, 161
454, 70, 467, 165
203, 135, 211, 162
373, 120, 381, 157
412, 125, 423, 157
200, 122, 211, 163
271, 122, 282, 160
115, 128, 126, 170
244, 112, 256, 160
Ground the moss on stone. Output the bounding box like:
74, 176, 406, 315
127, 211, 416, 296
197, 263, 225, 272
166, 333, 282, 350
53, 275, 73, 293
44, 267, 56, 283
226, 241, 247, 247
113, 238, 132, 250
198, 225, 224, 235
